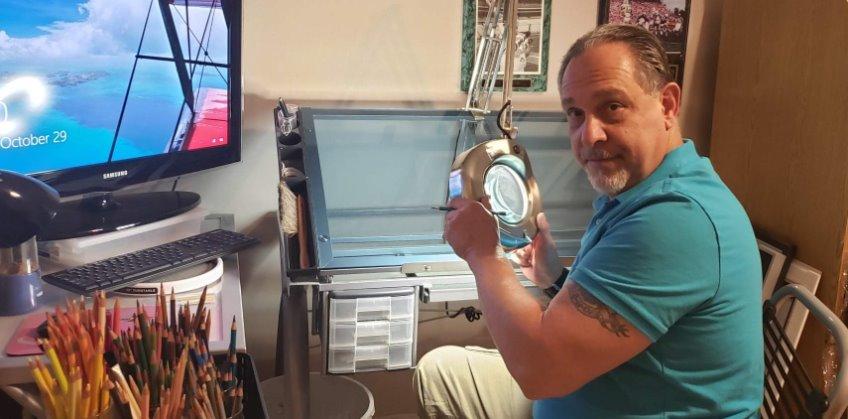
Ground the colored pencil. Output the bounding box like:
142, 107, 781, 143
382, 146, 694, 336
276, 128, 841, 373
32, 285, 245, 419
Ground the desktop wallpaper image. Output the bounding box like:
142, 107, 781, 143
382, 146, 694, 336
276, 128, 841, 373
0, 0, 230, 176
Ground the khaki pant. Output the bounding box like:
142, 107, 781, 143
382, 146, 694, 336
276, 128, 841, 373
413, 346, 533, 419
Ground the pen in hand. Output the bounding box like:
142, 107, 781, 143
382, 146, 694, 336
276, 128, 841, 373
432, 206, 507, 216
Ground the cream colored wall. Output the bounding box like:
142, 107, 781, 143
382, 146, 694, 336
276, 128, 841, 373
244, 0, 723, 138
242, 0, 596, 109
174, 1, 725, 416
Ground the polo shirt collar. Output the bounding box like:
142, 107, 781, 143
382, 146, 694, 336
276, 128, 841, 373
594, 139, 698, 209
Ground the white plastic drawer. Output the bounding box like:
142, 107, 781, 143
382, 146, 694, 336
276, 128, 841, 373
390, 294, 415, 320
330, 296, 392, 322
328, 344, 394, 373
330, 298, 358, 322
356, 297, 392, 320
356, 320, 390, 337
356, 320, 390, 345
389, 318, 414, 343
388, 342, 413, 370
328, 320, 392, 348
355, 344, 389, 361
329, 319, 411, 348
328, 322, 357, 348
328, 347, 356, 373
327, 343, 413, 373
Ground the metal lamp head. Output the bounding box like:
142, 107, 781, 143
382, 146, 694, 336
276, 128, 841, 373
448, 138, 542, 250
0, 170, 59, 316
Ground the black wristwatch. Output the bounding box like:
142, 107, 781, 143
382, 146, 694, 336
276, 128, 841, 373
543, 267, 569, 298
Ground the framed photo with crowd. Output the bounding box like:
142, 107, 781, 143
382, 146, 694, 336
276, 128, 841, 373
461, 0, 552, 92
597, 0, 691, 87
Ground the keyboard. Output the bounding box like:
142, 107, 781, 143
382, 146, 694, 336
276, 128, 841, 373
42, 229, 260, 294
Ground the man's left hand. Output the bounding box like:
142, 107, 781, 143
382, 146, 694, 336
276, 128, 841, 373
444, 197, 500, 265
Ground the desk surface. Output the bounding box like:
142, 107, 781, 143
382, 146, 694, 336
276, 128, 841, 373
0, 214, 248, 386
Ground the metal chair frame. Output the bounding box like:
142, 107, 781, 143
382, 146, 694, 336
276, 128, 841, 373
763, 284, 848, 419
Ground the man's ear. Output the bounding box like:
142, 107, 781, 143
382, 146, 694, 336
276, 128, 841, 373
659, 82, 681, 130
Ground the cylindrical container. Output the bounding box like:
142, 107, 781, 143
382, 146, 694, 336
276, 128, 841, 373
0, 235, 42, 315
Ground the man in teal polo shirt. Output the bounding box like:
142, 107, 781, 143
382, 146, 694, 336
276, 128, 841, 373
414, 24, 763, 418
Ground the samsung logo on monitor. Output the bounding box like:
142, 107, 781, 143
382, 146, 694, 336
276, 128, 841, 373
102, 170, 128, 180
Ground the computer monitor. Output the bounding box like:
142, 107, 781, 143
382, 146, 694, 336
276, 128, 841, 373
0, 0, 242, 240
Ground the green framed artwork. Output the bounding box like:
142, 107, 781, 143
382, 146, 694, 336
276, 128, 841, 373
461, 0, 552, 92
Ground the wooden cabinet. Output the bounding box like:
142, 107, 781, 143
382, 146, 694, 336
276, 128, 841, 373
710, 0, 848, 388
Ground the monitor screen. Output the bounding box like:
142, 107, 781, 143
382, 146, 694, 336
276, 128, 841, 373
0, 0, 241, 196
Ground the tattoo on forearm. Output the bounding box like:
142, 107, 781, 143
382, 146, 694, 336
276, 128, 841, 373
568, 284, 630, 338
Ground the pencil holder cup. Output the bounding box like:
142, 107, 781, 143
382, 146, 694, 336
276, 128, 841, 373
0, 236, 42, 316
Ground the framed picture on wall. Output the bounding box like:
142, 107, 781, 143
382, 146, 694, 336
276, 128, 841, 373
460, 0, 552, 92
757, 233, 796, 302
597, 0, 691, 87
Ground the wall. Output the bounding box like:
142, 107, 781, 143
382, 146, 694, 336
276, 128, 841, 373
171, 0, 725, 416
241, 0, 593, 108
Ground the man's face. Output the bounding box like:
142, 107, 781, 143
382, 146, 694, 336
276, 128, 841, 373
560, 42, 673, 196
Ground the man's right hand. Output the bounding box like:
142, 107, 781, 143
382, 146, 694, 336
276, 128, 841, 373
512, 212, 564, 288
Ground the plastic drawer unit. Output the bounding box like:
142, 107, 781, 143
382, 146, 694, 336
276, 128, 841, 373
326, 287, 418, 374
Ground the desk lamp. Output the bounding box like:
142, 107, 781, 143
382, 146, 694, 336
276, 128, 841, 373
452, 0, 542, 250
0, 170, 59, 315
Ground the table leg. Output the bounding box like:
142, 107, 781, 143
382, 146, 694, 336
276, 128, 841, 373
278, 285, 309, 418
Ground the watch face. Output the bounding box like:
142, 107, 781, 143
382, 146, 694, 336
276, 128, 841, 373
484, 163, 528, 225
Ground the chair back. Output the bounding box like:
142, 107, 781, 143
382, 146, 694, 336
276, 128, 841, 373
763, 284, 848, 419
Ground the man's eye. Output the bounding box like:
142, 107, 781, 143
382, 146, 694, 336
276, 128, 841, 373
608, 103, 623, 111
566, 108, 583, 118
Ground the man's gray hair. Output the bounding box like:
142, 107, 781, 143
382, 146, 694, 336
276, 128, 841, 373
558, 24, 673, 93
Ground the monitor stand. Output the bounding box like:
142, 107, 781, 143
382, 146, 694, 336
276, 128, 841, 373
40, 191, 201, 241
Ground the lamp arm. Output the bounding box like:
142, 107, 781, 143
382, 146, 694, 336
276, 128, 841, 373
464, 0, 520, 141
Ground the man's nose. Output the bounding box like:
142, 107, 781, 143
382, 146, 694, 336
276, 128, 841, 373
580, 115, 607, 147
